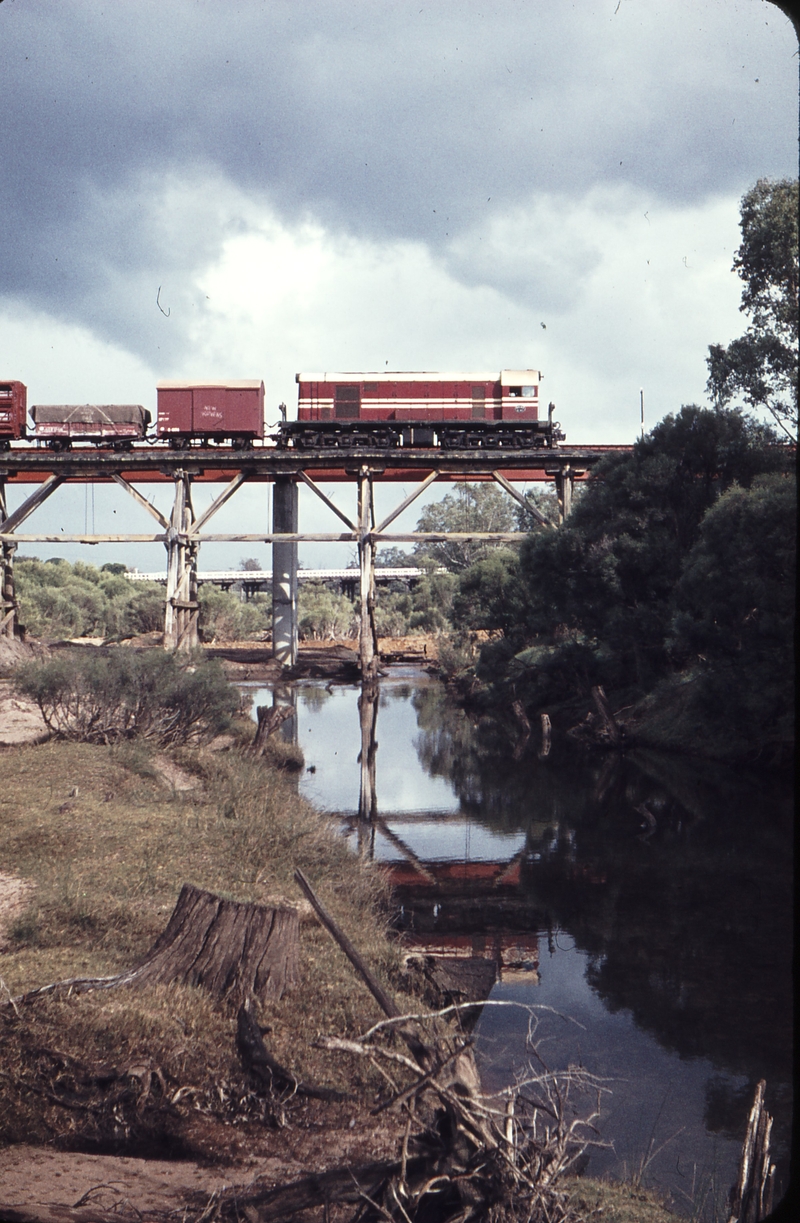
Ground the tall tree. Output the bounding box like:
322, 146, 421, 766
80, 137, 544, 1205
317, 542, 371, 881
413, 483, 518, 571
706, 178, 799, 439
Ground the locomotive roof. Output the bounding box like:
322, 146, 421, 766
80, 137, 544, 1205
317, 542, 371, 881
296, 370, 541, 382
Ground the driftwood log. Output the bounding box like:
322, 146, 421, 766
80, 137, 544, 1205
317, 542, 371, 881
6, 884, 299, 1008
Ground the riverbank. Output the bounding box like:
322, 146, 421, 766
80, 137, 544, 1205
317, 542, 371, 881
0, 658, 689, 1221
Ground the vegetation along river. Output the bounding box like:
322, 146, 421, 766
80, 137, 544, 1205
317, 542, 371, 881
246, 670, 793, 1218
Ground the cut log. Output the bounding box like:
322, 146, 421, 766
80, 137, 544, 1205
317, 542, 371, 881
9, 884, 299, 1008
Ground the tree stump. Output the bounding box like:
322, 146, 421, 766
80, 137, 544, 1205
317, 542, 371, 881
131, 884, 299, 1003
9, 884, 300, 1008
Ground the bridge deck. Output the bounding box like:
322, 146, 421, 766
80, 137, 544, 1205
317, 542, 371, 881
0, 443, 631, 484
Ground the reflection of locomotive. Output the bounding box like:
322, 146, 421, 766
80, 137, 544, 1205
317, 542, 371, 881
282, 370, 563, 449
1, 370, 564, 451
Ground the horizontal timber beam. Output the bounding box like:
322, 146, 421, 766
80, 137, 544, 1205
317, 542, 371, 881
0, 444, 629, 484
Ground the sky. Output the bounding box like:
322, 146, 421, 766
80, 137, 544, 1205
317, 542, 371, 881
1, 0, 797, 571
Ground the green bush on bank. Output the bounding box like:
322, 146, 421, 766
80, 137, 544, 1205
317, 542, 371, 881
13, 557, 269, 642
14, 649, 240, 745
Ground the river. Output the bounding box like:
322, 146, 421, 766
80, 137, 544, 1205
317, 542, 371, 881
245, 671, 793, 1219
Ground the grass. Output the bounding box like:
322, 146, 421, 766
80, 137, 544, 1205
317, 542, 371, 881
0, 735, 419, 1155
562, 1177, 681, 1223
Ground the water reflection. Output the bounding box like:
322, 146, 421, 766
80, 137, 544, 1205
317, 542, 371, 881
245, 674, 793, 1215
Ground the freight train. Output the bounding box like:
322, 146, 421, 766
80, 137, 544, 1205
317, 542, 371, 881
0, 371, 563, 451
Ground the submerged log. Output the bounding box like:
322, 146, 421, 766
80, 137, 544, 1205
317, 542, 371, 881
8, 884, 299, 1008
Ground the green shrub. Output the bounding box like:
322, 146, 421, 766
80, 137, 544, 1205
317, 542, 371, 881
15, 650, 240, 745
298, 582, 357, 639
198, 587, 268, 642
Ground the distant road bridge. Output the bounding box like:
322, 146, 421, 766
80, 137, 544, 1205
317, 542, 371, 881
0, 441, 630, 671
127, 567, 439, 598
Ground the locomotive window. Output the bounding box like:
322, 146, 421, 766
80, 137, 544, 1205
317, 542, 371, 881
508, 387, 522, 396
521, 385, 537, 397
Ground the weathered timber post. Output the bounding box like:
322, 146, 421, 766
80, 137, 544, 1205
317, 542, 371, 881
554, 464, 574, 523
0, 481, 16, 638
358, 466, 378, 682
272, 477, 298, 666
164, 472, 198, 651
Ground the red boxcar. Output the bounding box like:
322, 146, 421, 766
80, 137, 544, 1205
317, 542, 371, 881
156, 380, 265, 448
0, 380, 27, 449
284, 370, 562, 449
30, 404, 150, 451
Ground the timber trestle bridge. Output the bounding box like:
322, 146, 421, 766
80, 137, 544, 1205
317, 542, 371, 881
0, 443, 628, 674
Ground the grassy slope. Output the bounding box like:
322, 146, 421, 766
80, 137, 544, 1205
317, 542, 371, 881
0, 737, 415, 1153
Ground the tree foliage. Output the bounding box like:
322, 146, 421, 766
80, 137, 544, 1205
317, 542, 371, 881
413, 483, 519, 571
707, 178, 799, 439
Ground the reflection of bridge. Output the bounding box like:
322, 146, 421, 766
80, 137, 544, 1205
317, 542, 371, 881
1, 442, 628, 668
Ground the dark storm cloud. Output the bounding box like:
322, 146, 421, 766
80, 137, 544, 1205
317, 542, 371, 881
1, 0, 795, 358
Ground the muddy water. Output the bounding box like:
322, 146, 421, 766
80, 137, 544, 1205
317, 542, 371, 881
245, 674, 793, 1218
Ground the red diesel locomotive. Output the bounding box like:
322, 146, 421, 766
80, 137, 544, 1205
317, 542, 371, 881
282, 370, 563, 449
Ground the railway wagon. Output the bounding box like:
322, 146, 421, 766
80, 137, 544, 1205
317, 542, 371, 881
282, 370, 563, 449
0, 380, 27, 449
157, 380, 265, 448
30, 404, 150, 451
